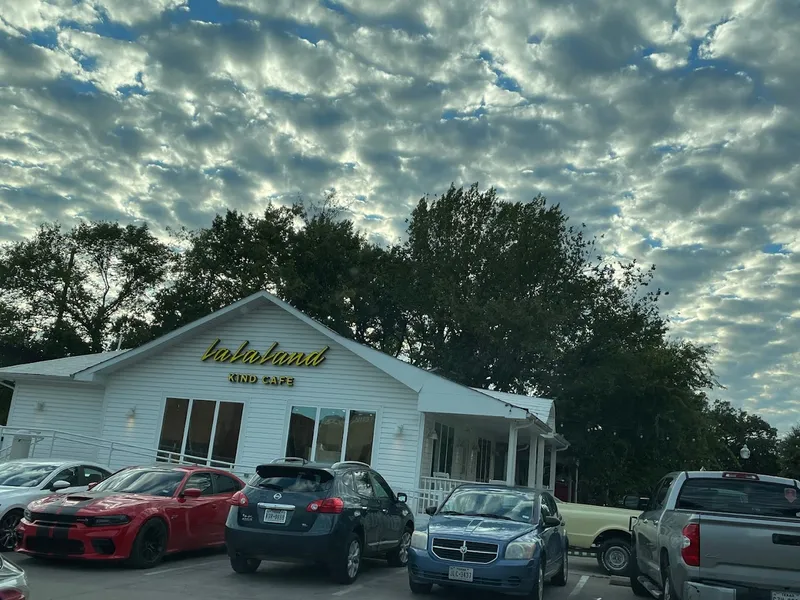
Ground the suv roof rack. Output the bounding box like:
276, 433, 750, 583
331, 461, 370, 469
270, 457, 309, 465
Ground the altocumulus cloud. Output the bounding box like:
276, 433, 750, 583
0, 0, 799, 430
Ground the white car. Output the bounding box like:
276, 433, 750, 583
0, 459, 113, 550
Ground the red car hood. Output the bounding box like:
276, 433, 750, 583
29, 491, 167, 515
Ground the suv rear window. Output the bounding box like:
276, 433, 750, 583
677, 478, 800, 519
250, 465, 334, 493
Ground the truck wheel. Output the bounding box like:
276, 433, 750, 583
597, 538, 631, 575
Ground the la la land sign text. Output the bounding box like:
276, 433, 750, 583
201, 338, 328, 388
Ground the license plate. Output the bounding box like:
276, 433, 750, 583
263, 509, 287, 524
448, 566, 473, 582
773, 593, 800, 600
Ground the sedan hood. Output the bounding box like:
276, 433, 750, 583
427, 515, 535, 542
29, 491, 164, 514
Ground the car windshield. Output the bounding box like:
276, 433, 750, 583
438, 487, 537, 523
92, 468, 184, 497
0, 463, 59, 488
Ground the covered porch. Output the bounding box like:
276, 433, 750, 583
410, 389, 569, 514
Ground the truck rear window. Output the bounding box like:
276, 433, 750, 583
677, 478, 800, 519
250, 465, 334, 493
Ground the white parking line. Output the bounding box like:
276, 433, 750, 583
569, 575, 589, 598
144, 558, 228, 577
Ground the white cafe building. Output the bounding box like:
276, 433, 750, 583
0, 291, 569, 512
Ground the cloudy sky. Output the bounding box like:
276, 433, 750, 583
1, 0, 798, 431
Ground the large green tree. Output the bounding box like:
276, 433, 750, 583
779, 425, 800, 479
0, 221, 172, 363
402, 183, 721, 501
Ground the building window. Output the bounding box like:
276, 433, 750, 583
286, 407, 376, 464
476, 438, 492, 482
157, 398, 244, 468
493, 442, 508, 481
430, 422, 455, 477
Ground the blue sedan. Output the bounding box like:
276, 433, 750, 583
408, 484, 568, 598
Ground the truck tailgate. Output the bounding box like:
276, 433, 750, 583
699, 513, 800, 589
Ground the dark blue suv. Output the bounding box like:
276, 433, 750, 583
408, 484, 568, 598
225, 459, 414, 584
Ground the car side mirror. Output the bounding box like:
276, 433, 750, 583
87, 481, 99, 490
50, 480, 72, 491
543, 515, 561, 528
622, 495, 649, 511
396, 492, 408, 503
181, 488, 202, 499
425, 506, 437, 516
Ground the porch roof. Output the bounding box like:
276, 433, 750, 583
471, 389, 556, 430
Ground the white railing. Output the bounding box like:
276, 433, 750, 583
0, 427, 257, 480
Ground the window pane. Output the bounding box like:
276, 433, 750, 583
185, 472, 213, 496
184, 400, 216, 463
211, 402, 244, 465
315, 408, 346, 463
345, 411, 375, 464
676, 479, 800, 519
158, 398, 189, 460
213, 473, 240, 494
286, 406, 317, 461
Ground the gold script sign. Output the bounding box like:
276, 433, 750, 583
201, 339, 329, 367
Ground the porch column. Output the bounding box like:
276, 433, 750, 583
527, 436, 537, 487
505, 423, 518, 486
548, 445, 557, 490
535, 437, 546, 488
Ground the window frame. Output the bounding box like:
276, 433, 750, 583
156, 397, 246, 469
284, 405, 379, 465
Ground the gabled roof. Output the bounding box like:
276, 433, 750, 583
0, 351, 127, 380
1, 291, 558, 433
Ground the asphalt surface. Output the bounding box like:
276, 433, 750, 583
8, 550, 634, 600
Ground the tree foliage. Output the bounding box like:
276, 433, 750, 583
0, 222, 172, 364
0, 184, 785, 501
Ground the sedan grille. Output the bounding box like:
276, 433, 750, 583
431, 537, 499, 564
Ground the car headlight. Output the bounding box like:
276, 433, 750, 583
88, 515, 131, 527
410, 530, 428, 550
23, 509, 31, 522
504, 533, 540, 560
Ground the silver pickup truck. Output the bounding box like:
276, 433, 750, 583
629, 470, 800, 600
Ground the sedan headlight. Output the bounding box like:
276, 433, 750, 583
504, 533, 540, 560
88, 515, 131, 527
23, 509, 31, 522
410, 530, 428, 550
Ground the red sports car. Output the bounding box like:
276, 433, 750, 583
15, 464, 245, 568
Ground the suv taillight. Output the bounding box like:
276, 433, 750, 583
681, 523, 700, 567
307, 497, 344, 514
229, 491, 249, 507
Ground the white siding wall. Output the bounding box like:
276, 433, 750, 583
6, 381, 104, 461
98, 304, 422, 494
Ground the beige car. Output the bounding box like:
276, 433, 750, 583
555, 497, 642, 576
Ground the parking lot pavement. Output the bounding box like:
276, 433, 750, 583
10, 551, 633, 600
